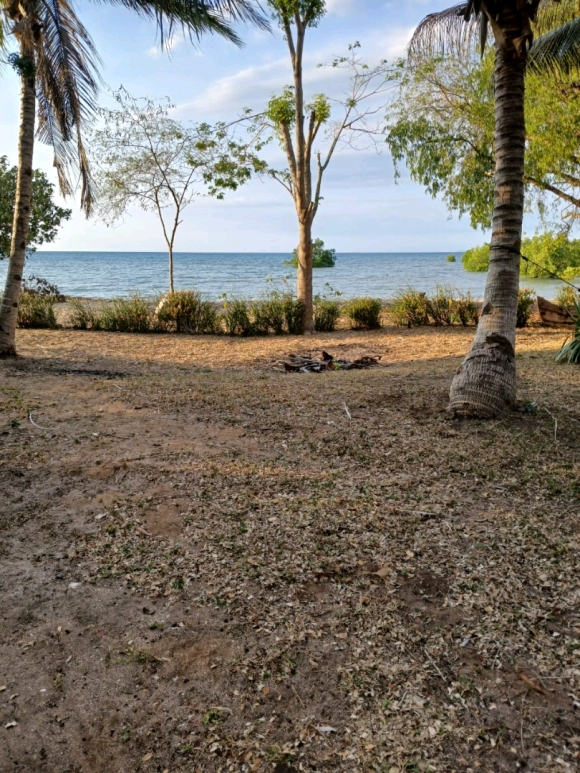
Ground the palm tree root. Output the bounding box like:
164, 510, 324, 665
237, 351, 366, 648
448, 333, 516, 418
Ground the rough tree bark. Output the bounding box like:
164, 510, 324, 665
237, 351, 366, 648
449, 7, 527, 416
0, 41, 36, 358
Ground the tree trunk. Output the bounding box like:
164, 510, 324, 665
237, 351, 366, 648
448, 41, 525, 417
296, 217, 313, 334
168, 245, 175, 293
0, 45, 36, 358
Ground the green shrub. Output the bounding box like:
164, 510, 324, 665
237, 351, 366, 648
156, 291, 217, 334
446, 254, 456, 262
343, 297, 382, 329
555, 299, 580, 364
252, 293, 286, 335
517, 288, 536, 328
286, 238, 336, 269
463, 234, 580, 279
314, 296, 341, 332
520, 232, 580, 281
390, 288, 429, 327
283, 296, 305, 335
462, 244, 490, 272
453, 291, 479, 326
555, 285, 580, 309
99, 295, 153, 333
68, 298, 101, 330
426, 284, 455, 326
17, 292, 57, 328
222, 297, 253, 336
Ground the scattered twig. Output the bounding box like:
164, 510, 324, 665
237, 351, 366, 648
424, 650, 448, 683
28, 412, 50, 431
343, 402, 352, 420
542, 406, 558, 443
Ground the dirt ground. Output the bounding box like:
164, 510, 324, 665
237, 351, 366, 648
1, 325, 579, 773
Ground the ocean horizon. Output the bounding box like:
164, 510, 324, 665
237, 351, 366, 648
0, 250, 570, 300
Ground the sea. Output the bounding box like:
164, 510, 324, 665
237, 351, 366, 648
0, 251, 571, 300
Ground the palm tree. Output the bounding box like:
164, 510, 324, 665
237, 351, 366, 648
410, 1, 579, 417
0, 0, 268, 358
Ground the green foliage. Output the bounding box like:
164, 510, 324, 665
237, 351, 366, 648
98, 296, 153, 333
307, 93, 331, 124
453, 292, 479, 327
222, 297, 253, 336
267, 0, 326, 29
520, 232, 580, 281
555, 285, 580, 308
462, 244, 490, 272
266, 87, 296, 130
555, 300, 580, 363
426, 284, 455, 326
68, 299, 101, 330
314, 296, 341, 332
386, 46, 580, 229
0, 156, 71, 259
251, 291, 304, 335
283, 296, 305, 334
287, 238, 336, 268
390, 286, 479, 327
447, 254, 456, 262
156, 291, 218, 334
17, 292, 58, 329
517, 289, 537, 328
252, 294, 286, 335
343, 297, 382, 329
390, 288, 429, 327
463, 233, 580, 279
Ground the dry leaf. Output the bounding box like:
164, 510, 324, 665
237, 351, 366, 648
315, 725, 337, 733
517, 672, 545, 695
142, 752, 153, 762
5, 721, 17, 728
0, 686, 6, 692
375, 567, 389, 579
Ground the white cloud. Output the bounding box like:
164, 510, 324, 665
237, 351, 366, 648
326, 0, 357, 15
146, 33, 185, 59
174, 25, 413, 121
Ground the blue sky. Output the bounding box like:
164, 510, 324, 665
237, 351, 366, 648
0, 1, 491, 252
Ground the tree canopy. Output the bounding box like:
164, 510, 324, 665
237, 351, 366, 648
385, 48, 580, 230
0, 156, 71, 260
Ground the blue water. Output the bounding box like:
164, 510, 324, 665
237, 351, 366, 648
0, 251, 571, 300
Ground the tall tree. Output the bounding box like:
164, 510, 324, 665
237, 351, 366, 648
91, 88, 266, 292
0, 0, 268, 358
410, 0, 579, 417
0, 155, 71, 259
248, 3, 390, 332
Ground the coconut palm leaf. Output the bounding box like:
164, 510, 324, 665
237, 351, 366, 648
34, 0, 101, 214
407, 3, 483, 61
528, 15, 580, 74
94, 0, 270, 47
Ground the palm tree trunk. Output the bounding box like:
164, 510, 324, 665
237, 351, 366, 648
448, 42, 525, 416
0, 45, 36, 358
296, 217, 313, 334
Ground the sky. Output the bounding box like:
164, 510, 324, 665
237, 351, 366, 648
0, 0, 492, 253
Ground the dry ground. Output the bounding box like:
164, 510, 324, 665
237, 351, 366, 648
1, 325, 579, 773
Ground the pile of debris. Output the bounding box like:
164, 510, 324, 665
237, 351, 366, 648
276, 350, 382, 373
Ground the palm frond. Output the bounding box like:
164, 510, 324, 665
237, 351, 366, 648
92, 0, 270, 48
528, 15, 580, 75
35, 0, 101, 214
534, 0, 580, 36
408, 3, 484, 62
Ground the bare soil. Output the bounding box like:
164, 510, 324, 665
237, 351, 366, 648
1, 326, 579, 773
